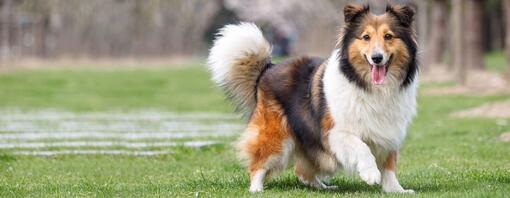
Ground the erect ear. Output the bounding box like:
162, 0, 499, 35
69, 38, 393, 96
386, 5, 415, 27
344, 4, 369, 23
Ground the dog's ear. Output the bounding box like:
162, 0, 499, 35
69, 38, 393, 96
386, 5, 415, 28
344, 4, 369, 23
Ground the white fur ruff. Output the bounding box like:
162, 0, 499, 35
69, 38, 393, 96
323, 49, 417, 173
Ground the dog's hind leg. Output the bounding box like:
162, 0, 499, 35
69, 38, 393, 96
328, 131, 381, 185
249, 168, 268, 193
295, 153, 337, 190
247, 136, 294, 193
240, 99, 293, 193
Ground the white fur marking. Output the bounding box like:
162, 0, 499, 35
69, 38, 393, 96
249, 169, 267, 193
323, 50, 417, 151
328, 132, 381, 185
323, 49, 417, 186
382, 170, 415, 193
208, 22, 271, 84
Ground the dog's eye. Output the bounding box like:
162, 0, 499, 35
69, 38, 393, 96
362, 35, 370, 41
384, 34, 393, 40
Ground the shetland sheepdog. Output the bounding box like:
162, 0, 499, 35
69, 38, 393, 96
208, 4, 418, 193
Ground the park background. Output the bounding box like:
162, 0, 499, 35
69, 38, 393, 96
0, 0, 508, 197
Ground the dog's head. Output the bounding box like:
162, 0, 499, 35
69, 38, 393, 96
339, 4, 418, 89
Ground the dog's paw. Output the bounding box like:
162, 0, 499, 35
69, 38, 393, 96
299, 176, 337, 190
322, 184, 339, 190
384, 188, 415, 193
249, 185, 263, 193
359, 167, 381, 185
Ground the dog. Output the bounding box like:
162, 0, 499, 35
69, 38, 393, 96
208, 4, 418, 193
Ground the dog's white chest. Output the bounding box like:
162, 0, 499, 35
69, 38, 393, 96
338, 89, 415, 149
323, 51, 417, 150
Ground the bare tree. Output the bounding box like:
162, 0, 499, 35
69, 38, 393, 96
0, 0, 458, 60
452, 0, 466, 84
465, 0, 485, 70
427, 0, 448, 67
505, 0, 510, 73
1, 0, 12, 60
412, 0, 429, 69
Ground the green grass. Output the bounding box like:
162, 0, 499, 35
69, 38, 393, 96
0, 65, 232, 112
0, 65, 509, 197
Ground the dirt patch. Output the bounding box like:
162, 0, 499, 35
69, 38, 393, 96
420, 64, 455, 83
451, 100, 510, 118
421, 66, 510, 96
422, 86, 510, 96
500, 132, 510, 142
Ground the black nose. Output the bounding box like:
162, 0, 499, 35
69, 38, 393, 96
371, 54, 383, 64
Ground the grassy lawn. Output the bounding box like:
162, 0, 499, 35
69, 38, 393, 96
0, 64, 509, 197
0, 66, 232, 112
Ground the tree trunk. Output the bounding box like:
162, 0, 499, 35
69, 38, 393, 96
415, 0, 429, 70
452, 0, 466, 84
38, 15, 50, 58
488, 1, 503, 51
504, 0, 510, 72
465, 0, 485, 70
1, 0, 12, 60
428, 0, 448, 67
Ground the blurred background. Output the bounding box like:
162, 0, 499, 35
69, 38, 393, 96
0, 0, 509, 90
0, 0, 506, 70
0, 1, 508, 196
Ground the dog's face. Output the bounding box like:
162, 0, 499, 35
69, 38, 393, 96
340, 4, 417, 88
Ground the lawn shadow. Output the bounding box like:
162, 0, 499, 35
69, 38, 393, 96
265, 175, 380, 194
181, 173, 383, 194
0, 154, 16, 162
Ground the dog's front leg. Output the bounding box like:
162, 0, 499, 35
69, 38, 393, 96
381, 151, 415, 193
328, 131, 381, 185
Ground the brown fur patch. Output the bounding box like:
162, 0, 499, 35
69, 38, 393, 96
383, 151, 398, 171
317, 112, 337, 173
321, 112, 334, 132
311, 62, 327, 112
246, 91, 291, 173
294, 152, 318, 183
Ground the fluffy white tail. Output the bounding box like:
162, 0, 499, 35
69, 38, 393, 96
208, 23, 272, 116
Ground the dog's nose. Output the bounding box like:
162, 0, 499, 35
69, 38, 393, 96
371, 54, 383, 64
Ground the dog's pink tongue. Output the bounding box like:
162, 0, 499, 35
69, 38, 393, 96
371, 65, 386, 85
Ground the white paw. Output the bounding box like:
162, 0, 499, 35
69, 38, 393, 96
322, 185, 339, 190
250, 184, 264, 193
359, 167, 381, 185
249, 185, 263, 193
383, 187, 415, 193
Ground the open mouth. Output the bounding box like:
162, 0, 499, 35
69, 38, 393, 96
366, 55, 392, 85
